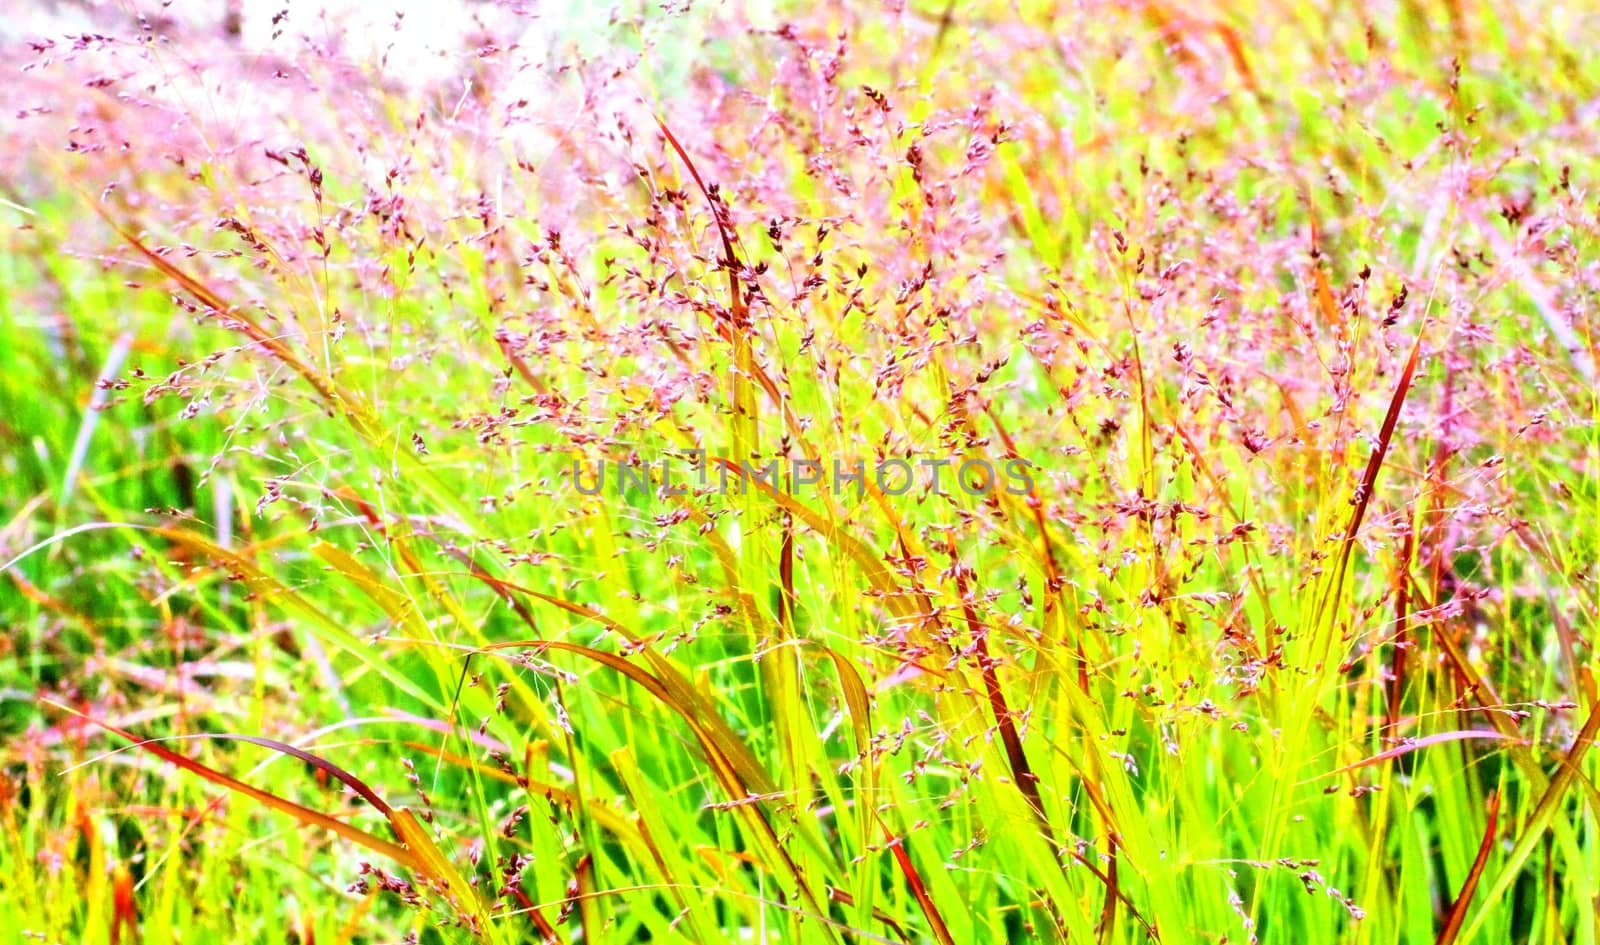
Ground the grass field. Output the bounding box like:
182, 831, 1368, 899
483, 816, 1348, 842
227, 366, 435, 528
2, 1, 1599, 943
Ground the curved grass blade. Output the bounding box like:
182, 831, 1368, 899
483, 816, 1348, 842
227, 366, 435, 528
1318, 731, 1525, 778
481, 636, 840, 941
52, 703, 419, 870
57, 704, 504, 942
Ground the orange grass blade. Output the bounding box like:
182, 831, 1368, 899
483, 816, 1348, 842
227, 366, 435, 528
1317, 323, 1427, 644
53, 704, 419, 870
479, 636, 839, 937
883, 830, 955, 945
1436, 789, 1501, 945
945, 537, 1052, 834
1462, 700, 1600, 941
569, 853, 599, 937
392, 809, 502, 940
59, 705, 502, 940
85, 206, 362, 429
